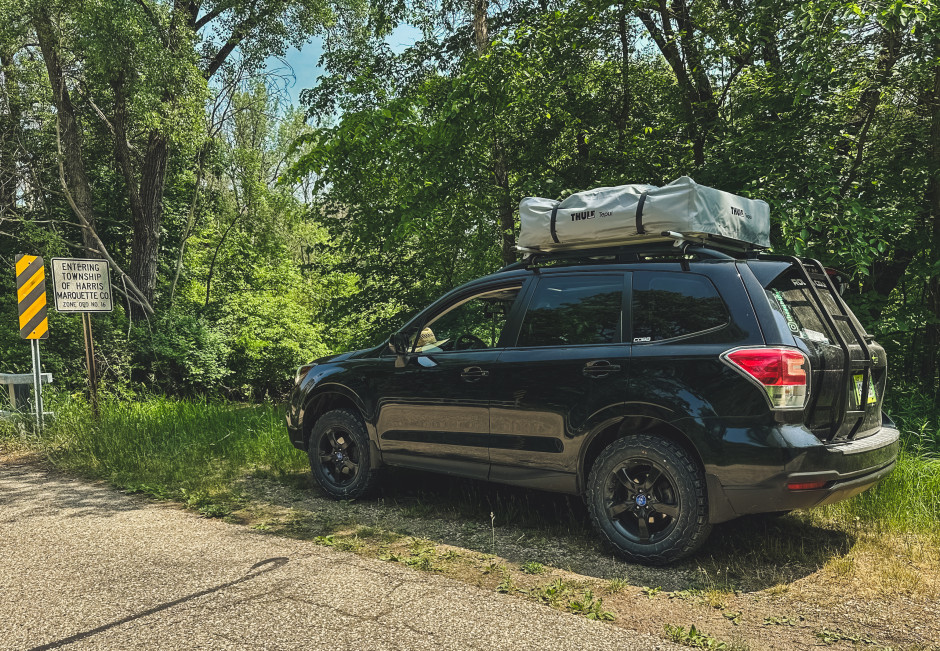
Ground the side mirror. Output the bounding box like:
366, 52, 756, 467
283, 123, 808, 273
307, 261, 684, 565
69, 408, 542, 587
390, 332, 410, 356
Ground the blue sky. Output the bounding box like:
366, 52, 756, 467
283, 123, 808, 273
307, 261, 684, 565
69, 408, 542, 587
270, 24, 423, 106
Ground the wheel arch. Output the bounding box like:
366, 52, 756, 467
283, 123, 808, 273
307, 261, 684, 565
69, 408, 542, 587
579, 415, 705, 494
301, 385, 366, 449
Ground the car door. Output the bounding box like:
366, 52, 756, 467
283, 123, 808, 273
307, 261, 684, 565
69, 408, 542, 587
488, 273, 630, 484
372, 282, 524, 479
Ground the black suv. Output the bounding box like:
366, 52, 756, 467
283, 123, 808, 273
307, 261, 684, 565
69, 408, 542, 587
286, 243, 899, 564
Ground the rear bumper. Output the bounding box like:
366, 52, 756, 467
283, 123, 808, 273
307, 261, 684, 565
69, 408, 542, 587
708, 421, 900, 523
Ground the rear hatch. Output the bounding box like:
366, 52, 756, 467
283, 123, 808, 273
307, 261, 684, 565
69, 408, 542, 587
750, 257, 886, 441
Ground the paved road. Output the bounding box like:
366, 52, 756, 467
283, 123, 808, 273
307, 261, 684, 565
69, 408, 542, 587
0, 462, 677, 650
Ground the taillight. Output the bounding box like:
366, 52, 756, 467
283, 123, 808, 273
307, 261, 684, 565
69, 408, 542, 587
722, 347, 809, 409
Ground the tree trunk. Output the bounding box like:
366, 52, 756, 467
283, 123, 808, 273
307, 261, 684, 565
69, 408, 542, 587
33, 10, 98, 256
473, 0, 488, 53
472, 0, 515, 265
616, 3, 631, 148
0, 48, 22, 218
921, 43, 940, 391
635, 3, 717, 167
131, 130, 169, 314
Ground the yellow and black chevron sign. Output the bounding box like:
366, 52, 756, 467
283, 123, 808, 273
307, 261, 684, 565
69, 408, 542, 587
15, 254, 49, 340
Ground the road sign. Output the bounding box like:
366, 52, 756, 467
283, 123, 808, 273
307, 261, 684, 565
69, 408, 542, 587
15, 254, 49, 339
51, 258, 113, 313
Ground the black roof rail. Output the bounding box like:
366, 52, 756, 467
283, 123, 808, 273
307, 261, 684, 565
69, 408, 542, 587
498, 239, 740, 273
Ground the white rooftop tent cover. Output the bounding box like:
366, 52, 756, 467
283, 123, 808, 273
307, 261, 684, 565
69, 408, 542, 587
518, 176, 770, 252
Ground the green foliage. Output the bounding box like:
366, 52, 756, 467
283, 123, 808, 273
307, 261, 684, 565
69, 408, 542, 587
131, 313, 231, 394
664, 624, 729, 650
0, 0, 937, 396
520, 561, 544, 575
567, 589, 615, 621
26, 392, 306, 505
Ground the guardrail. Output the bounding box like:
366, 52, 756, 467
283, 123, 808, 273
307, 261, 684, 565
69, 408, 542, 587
0, 372, 53, 422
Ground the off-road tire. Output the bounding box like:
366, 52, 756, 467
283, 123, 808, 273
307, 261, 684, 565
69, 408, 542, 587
308, 409, 380, 500
586, 435, 710, 565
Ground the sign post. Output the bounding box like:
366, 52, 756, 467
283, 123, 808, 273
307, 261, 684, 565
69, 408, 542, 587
15, 254, 50, 430
51, 258, 113, 418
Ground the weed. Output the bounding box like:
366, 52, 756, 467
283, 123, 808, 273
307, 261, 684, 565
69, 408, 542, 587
606, 577, 629, 593
664, 624, 729, 650
404, 545, 437, 571
668, 588, 705, 603
722, 611, 742, 625
568, 590, 615, 621
379, 550, 402, 562
521, 561, 544, 575
641, 585, 662, 599
816, 629, 876, 646
496, 573, 516, 594
529, 579, 571, 607
763, 615, 796, 626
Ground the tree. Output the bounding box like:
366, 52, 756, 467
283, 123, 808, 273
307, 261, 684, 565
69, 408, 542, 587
5, 0, 337, 318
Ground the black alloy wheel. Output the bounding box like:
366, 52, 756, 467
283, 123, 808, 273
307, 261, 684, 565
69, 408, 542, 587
308, 409, 380, 499
605, 459, 680, 544
587, 435, 710, 565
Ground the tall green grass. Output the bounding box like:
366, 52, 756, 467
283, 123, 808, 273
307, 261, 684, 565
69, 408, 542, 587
817, 384, 940, 534
12, 392, 307, 511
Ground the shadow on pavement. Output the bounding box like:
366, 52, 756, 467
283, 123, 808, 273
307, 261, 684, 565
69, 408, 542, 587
26, 558, 289, 651
0, 464, 143, 522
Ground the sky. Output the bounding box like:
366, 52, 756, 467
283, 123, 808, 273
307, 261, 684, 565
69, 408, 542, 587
269, 24, 423, 106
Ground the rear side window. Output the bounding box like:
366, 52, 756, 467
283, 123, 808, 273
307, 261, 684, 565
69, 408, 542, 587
517, 275, 623, 347
632, 272, 729, 342
765, 270, 835, 345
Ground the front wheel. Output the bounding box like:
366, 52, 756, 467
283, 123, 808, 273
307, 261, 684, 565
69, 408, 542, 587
308, 409, 380, 499
586, 435, 711, 565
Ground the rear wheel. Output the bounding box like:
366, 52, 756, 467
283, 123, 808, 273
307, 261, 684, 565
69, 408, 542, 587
308, 409, 380, 499
586, 435, 710, 565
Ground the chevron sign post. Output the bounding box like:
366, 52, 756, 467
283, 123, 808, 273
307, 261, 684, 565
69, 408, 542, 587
14, 254, 48, 429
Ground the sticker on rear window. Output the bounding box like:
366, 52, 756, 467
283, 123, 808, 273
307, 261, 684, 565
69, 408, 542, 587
854, 374, 877, 405
802, 328, 830, 344
772, 290, 801, 334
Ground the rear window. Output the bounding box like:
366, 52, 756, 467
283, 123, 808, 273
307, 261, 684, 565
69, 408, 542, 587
632, 271, 729, 342
517, 275, 623, 347
764, 270, 834, 345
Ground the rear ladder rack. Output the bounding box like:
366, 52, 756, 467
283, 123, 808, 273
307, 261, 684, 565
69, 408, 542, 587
763, 255, 873, 440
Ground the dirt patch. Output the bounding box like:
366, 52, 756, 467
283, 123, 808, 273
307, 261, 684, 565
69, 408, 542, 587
222, 468, 940, 651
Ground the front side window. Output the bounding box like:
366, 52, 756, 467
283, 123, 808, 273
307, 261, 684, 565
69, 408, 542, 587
413, 286, 521, 352
517, 275, 623, 347
632, 272, 728, 342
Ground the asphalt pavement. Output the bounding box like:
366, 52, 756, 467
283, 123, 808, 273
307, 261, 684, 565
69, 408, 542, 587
0, 461, 678, 650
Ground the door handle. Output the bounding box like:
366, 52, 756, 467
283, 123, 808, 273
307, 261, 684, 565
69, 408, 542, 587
583, 360, 621, 377
461, 366, 490, 382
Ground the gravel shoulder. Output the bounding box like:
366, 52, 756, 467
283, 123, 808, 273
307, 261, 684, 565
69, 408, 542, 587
0, 457, 677, 651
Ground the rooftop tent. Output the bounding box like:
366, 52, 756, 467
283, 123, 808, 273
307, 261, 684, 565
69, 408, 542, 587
518, 176, 770, 252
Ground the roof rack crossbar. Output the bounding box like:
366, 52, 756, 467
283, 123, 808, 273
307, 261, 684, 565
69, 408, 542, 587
500, 241, 738, 272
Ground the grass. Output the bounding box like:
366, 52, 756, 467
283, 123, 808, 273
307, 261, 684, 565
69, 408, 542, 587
664, 624, 730, 650
1, 391, 306, 513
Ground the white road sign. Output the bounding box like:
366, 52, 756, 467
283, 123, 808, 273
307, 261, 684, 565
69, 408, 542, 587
51, 258, 113, 313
